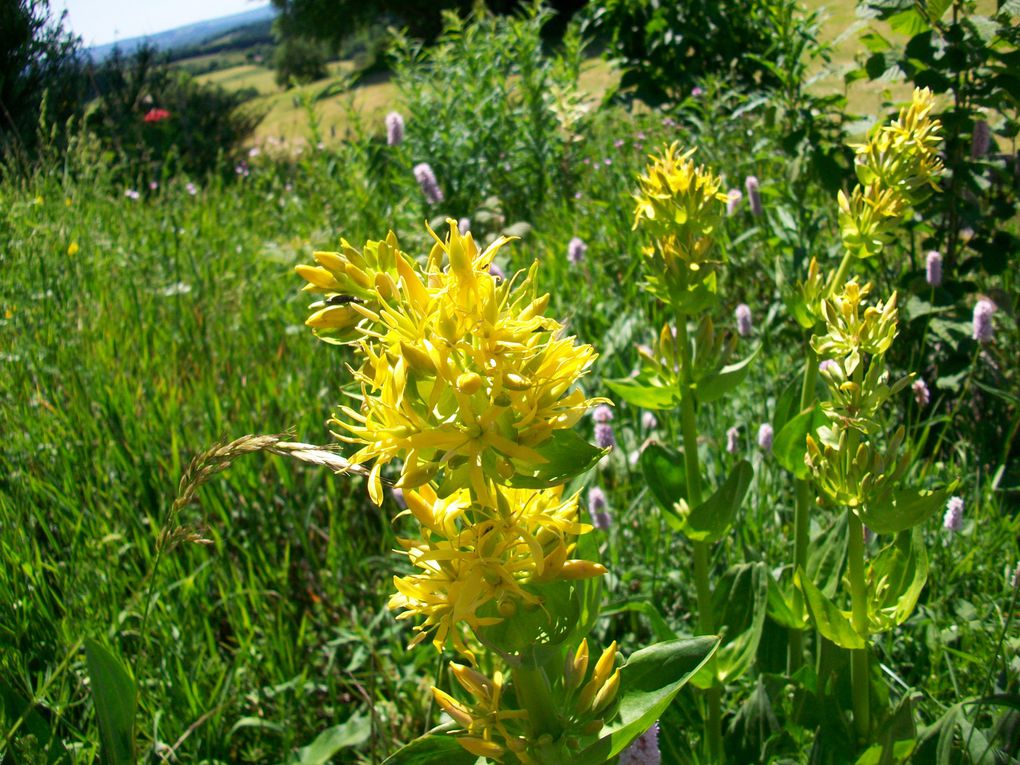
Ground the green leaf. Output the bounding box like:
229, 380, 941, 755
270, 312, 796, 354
604, 377, 678, 410
692, 563, 768, 688
639, 443, 687, 520
677, 460, 753, 543
888, 8, 930, 35
925, 0, 952, 22
0, 679, 64, 764
808, 512, 849, 599
859, 485, 955, 534
773, 406, 826, 479
696, 346, 759, 404
601, 601, 677, 642
868, 530, 929, 630
285, 713, 372, 764
382, 724, 478, 765
508, 429, 607, 488
765, 570, 808, 630
84, 639, 136, 765
795, 568, 866, 650
573, 637, 719, 765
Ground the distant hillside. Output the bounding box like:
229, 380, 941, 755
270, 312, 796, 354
88, 5, 278, 61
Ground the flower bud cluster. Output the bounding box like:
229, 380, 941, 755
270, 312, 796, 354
432, 639, 622, 762
806, 280, 912, 510
633, 143, 728, 310
838, 88, 944, 260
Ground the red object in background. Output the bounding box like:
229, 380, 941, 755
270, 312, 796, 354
143, 108, 171, 123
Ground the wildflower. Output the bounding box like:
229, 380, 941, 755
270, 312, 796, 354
642, 411, 658, 430
691, 87, 704, 97
458, 217, 470, 234
385, 111, 405, 145
726, 188, 742, 216
745, 175, 763, 216
912, 378, 930, 407
943, 496, 964, 532
757, 423, 773, 452
971, 120, 990, 158
593, 405, 614, 423
67, 241, 79, 257
925, 250, 942, 286
567, 236, 587, 265
972, 299, 996, 343
588, 487, 611, 530
143, 107, 171, 123
33, 195, 43, 205
662, 117, 676, 128
614, 139, 625, 149
595, 422, 615, 449
574, 191, 582, 200
235, 162, 249, 177
149, 181, 158, 191
64, 197, 71, 207
735, 303, 752, 337
818, 359, 839, 375
726, 426, 740, 454
489, 262, 504, 281
620, 722, 660, 765
413, 162, 444, 204
604, 158, 612, 166
124, 189, 140, 200
248, 146, 261, 159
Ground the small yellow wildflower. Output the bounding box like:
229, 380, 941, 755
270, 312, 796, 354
67, 242, 79, 257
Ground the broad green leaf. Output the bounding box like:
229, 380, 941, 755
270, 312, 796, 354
765, 570, 808, 630
286, 713, 372, 764
84, 639, 136, 765
0, 679, 63, 764
509, 429, 607, 488
853, 693, 917, 765
867, 530, 928, 630
573, 637, 719, 765
601, 601, 677, 642
925, 0, 952, 22
807, 512, 849, 598
773, 406, 827, 479
696, 346, 759, 404
382, 724, 478, 765
677, 460, 753, 543
888, 7, 930, 35
795, 568, 866, 650
692, 563, 768, 688
639, 443, 687, 520
773, 374, 803, 436
860, 485, 955, 534
604, 377, 678, 410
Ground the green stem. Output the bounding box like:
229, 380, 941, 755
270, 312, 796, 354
847, 512, 871, 741
789, 343, 818, 672
512, 663, 561, 739
676, 314, 723, 763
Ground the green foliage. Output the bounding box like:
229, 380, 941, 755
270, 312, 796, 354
0, 0, 84, 167
587, 0, 805, 103
273, 35, 331, 87
390, 6, 585, 219
86, 46, 264, 182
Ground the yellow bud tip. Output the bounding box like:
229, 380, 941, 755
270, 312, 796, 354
558, 559, 609, 580
431, 688, 474, 728
456, 372, 483, 395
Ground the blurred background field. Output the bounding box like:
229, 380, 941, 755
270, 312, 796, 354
1, 0, 1017, 763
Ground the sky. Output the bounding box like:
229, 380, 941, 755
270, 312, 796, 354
58, 0, 271, 47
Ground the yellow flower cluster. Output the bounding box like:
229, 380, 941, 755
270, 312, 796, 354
297, 221, 607, 656
633, 144, 728, 308
839, 88, 943, 259
433, 639, 621, 762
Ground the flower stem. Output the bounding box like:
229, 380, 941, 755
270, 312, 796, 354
846, 511, 871, 741
676, 314, 723, 763
512, 662, 561, 739
789, 343, 818, 672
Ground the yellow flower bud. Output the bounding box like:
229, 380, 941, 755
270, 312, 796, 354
457, 372, 483, 395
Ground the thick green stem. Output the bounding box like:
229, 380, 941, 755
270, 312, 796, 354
789, 344, 818, 672
676, 315, 723, 762
512, 663, 561, 739
847, 512, 871, 741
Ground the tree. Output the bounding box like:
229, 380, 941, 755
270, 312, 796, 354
0, 0, 84, 160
